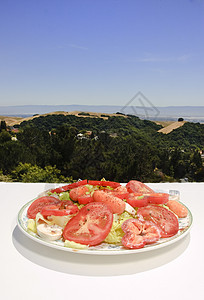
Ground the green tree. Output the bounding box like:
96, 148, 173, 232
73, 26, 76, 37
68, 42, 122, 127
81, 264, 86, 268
0, 170, 13, 182
17, 127, 52, 167
50, 125, 77, 171
194, 167, 204, 182
0, 131, 11, 143
191, 150, 202, 169
67, 138, 106, 180
0, 121, 7, 131
0, 141, 34, 173
12, 163, 73, 183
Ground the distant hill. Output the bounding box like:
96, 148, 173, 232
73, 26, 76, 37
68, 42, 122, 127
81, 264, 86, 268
0, 105, 204, 122
15, 112, 204, 149
0, 111, 128, 127
0, 110, 198, 134
17, 111, 161, 135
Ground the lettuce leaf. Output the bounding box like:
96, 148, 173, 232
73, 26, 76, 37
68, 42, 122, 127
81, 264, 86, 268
64, 240, 88, 249
27, 219, 37, 233
104, 212, 134, 244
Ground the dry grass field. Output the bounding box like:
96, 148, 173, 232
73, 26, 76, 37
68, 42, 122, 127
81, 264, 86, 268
0, 115, 24, 127
157, 121, 186, 134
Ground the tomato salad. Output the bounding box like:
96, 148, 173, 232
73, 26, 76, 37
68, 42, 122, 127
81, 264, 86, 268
26, 179, 188, 250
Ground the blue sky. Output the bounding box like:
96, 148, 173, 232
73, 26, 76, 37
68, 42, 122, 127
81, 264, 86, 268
0, 0, 204, 107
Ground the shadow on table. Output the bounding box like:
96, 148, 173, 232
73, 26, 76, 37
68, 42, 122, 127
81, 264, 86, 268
12, 226, 190, 277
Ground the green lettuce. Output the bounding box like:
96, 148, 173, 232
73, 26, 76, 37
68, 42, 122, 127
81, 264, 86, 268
104, 212, 134, 244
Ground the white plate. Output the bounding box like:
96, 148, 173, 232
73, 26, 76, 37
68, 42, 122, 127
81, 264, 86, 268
17, 196, 193, 255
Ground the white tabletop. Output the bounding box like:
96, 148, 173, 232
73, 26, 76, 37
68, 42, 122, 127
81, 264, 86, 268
1, 182, 204, 300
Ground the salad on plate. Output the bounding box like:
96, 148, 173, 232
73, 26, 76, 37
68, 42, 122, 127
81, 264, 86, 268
19, 179, 192, 253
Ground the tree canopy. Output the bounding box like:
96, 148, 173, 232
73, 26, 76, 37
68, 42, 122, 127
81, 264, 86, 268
0, 113, 203, 182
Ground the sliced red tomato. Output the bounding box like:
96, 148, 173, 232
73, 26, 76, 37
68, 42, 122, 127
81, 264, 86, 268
122, 219, 145, 249
146, 193, 169, 204
137, 204, 179, 238
41, 203, 79, 217
50, 185, 70, 193
67, 180, 88, 189
27, 196, 60, 219
166, 200, 188, 218
142, 221, 161, 244
114, 185, 128, 193
99, 181, 121, 188
112, 192, 129, 200
63, 202, 113, 246
121, 219, 161, 249
93, 190, 126, 214
59, 200, 75, 208
78, 194, 94, 205
50, 180, 88, 193
103, 189, 129, 200
87, 180, 102, 186
69, 185, 89, 201
126, 180, 154, 194
126, 193, 149, 207
87, 180, 121, 188
51, 180, 120, 193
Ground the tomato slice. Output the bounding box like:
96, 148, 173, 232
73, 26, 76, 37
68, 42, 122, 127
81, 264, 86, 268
99, 181, 121, 188
103, 189, 129, 200
41, 204, 79, 217
87, 180, 102, 186
63, 202, 113, 246
69, 185, 89, 201
126, 193, 149, 207
146, 193, 169, 204
126, 180, 154, 194
166, 200, 188, 218
51, 180, 120, 193
137, 205, 179, 238
27, 196, 60, 219
59, 200, 75, 208
78, 194, 94, 205
50, 180, 88, 193
122, 219, 145, 249
67, 180, 88, 189
112, 192, 129, 200
50, 185, 70, 193
93, 190, 126, 214
87, 180, 121, 188
114, 185, 128, 193
121, 219, 161, 249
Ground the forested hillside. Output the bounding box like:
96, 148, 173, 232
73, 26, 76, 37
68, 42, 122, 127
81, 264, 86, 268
0, 114, 204, 182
